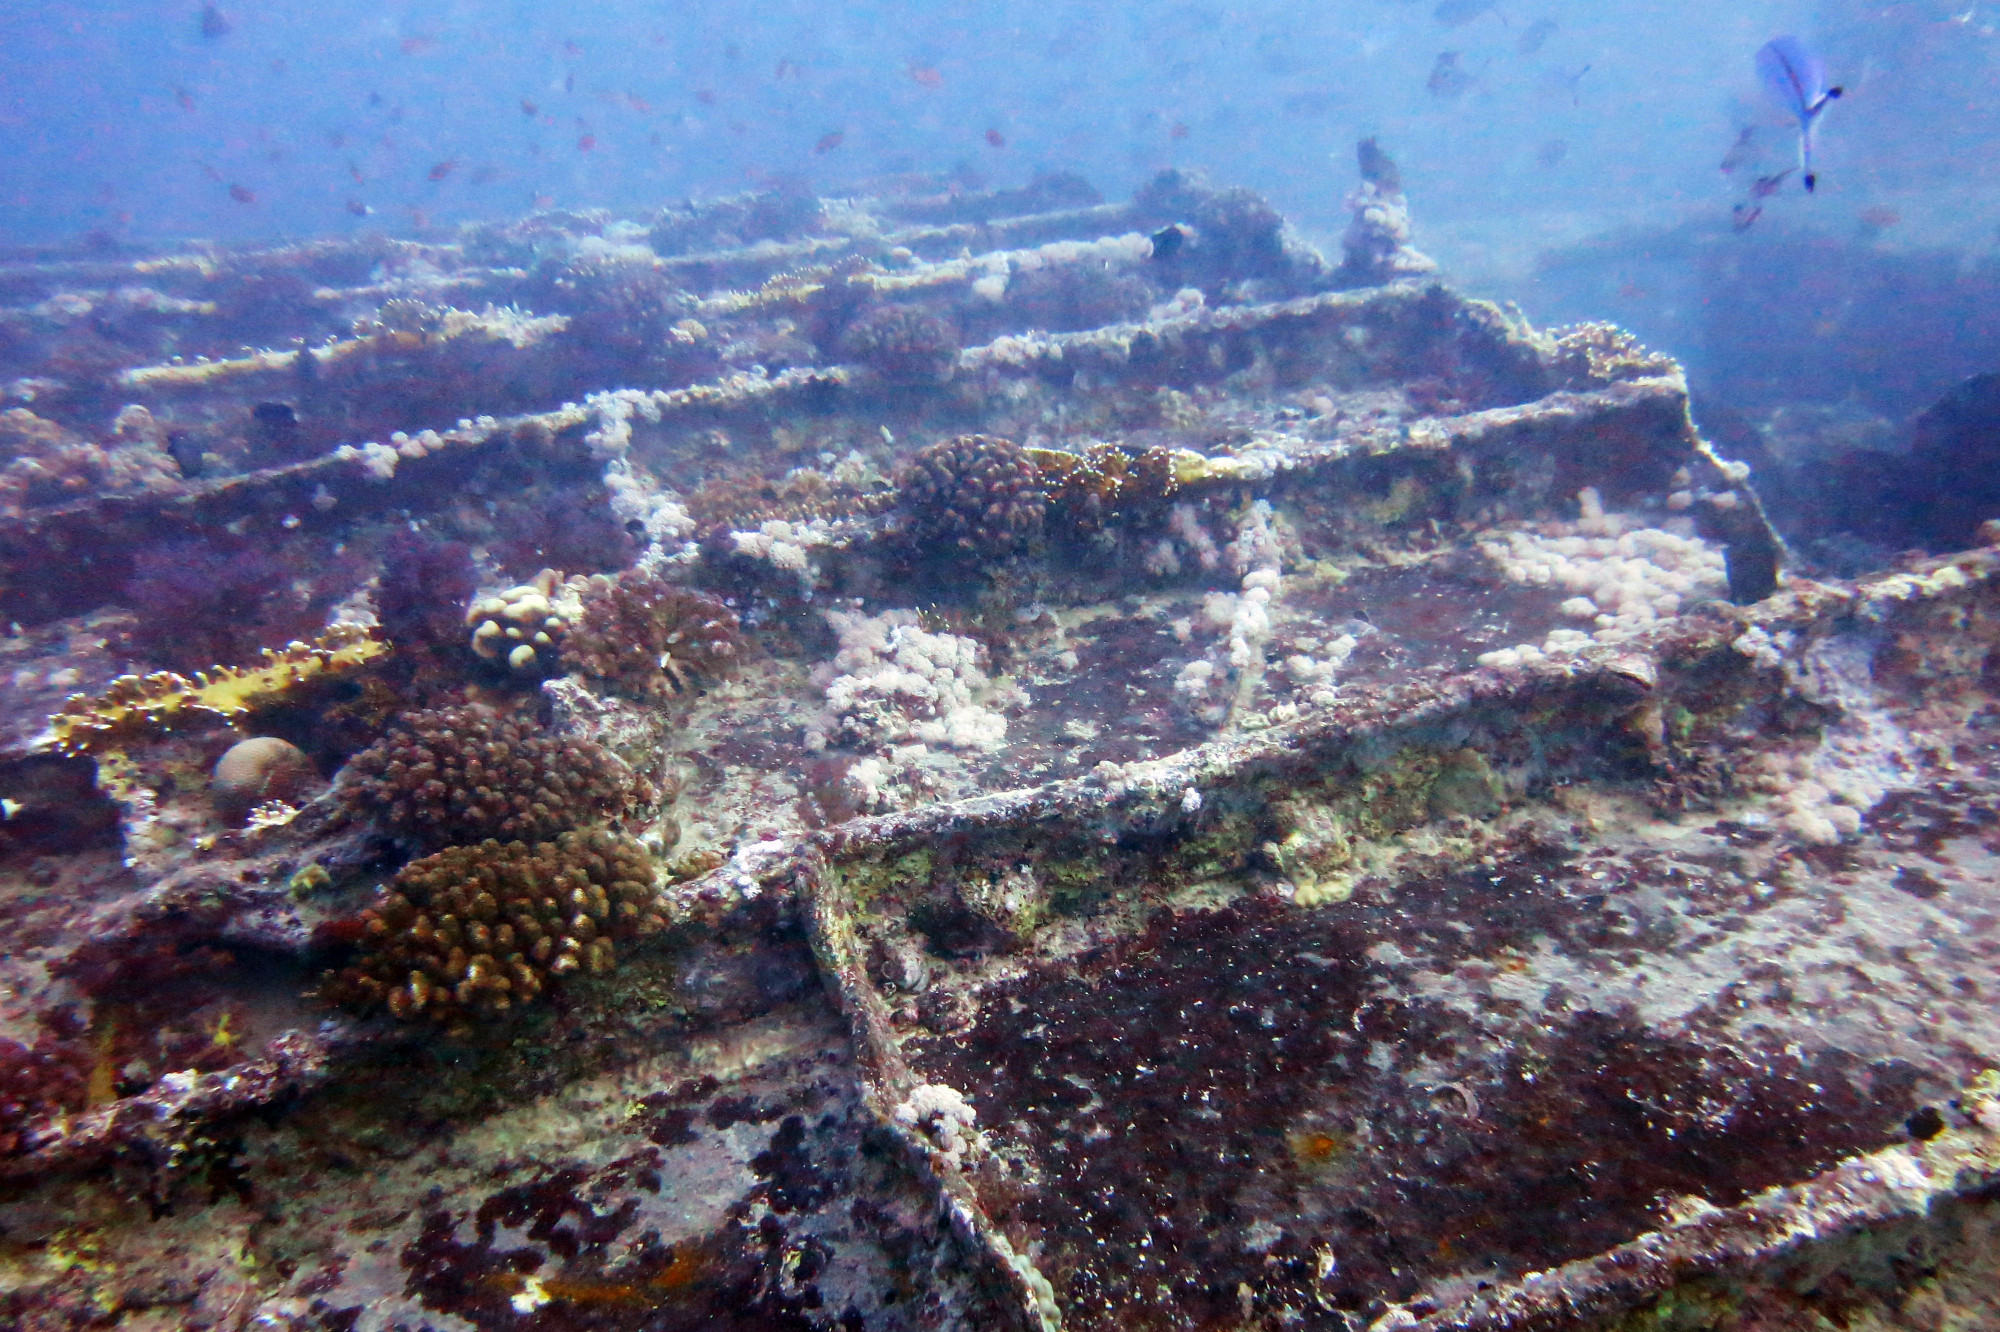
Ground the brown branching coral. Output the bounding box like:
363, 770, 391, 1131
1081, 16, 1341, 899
322, 831, 666, 1024
564, 570, 742, 700
344, 705, 650, 849
839, 303, 961, 383
896, 435, 1048, 559
1549, 322, 1680, 387
1027, 441, 1182, 534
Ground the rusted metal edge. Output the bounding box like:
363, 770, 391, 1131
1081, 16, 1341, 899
1383, 1076, 2000, 1332
797, 845, 1066, 1332
0, 1028, 340, 1183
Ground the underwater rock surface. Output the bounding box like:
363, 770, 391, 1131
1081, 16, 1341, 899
0, 167, 1997, 1330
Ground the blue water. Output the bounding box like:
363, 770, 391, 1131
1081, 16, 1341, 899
4, 1, 1999, 411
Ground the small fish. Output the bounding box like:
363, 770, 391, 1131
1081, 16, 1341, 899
399, 34, 436, 56
199, 4, 230, 39
347, 160, 365, 184
814, 129, 844, 153
985, 128, 1006, 148
1433, 0, 1496, 27
174, 87, 195, 112
776, 59, 797, 80
1755, 35, 1843, 191
346, 199, 372, 216
1857, 204, 1901, 229
1731, 168, 1796, 230
695, 88, 717, 105
624, 93, 651, 113
908, 64, 944, 88
1427, 51, 1475, 99
1517, 18, 1558, 54
577, 133, 596, 151
521, 98, 539, 116
1750, 167, 1795, 199
427, 159, 456, 181
1358, 137, 1401, 193
227, 183, 256, 204
564, 39, 582, 56
1535, 138, 1567, 167
1719, 125, 1757, 174
1169, 122, 1190, 140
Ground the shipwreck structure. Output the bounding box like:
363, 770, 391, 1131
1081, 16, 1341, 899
0, 160, 1994, 1331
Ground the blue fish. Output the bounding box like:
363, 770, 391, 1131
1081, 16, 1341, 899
1755, 35, 1843, 192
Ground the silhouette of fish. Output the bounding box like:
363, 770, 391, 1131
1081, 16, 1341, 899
1358, 137, 1401, 193
1731, 169, 1795, 231
1517, 18, 1558, 54
1719, 125, 1757, 174
1755, 35, 1842, 192
1427, 52, 1476, 99
199, 4, 230, 39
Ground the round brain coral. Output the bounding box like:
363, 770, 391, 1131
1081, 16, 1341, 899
323, 830, 665, 1024
564, 570, 742, 700
344, 705, 650, 849
896, 434, 1048, 560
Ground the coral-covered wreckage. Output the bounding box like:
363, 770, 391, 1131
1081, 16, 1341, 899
2, 153, 2000, 1331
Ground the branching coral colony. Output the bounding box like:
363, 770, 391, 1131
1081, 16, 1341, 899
18, 156, 2000, 1332
563, 569, 742, 700
321, 831, 664, 1024
344, 704, 652, 850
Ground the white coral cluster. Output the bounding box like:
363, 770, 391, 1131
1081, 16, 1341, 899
568, 226, 658, 266
892, 1083, 981, 1166
432, 305, 570, 350
581, 386, 672, 458
1476, 489, 1728, 669
1283, 633, 1358, 705
729, 517, 834, 593
1218, 501, 1286, 667
1172, 502, 1297, 722
335, 414, 507, 481
1745, 637, 1917, 847
810, 609, 1018, 755
1142, 501, 1225, 578
602, 459, 694, 573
